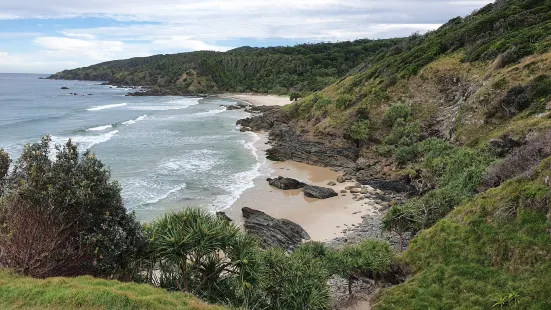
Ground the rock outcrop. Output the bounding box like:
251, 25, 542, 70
266, 123, 358, 169
303, 185, 338, 199
242, 207, 310, 250
267, 176, 305, 190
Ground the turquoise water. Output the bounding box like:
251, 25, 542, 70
0, 73, 262, 221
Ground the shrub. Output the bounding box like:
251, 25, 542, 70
335, 94, 355, 109
382, 205, 418, 251
290, 92, 302, 101
382, 104, 412, 127
145, 208, 257, 300
328, 240, 394, 295
483, 130, 551, 190
384, 119, 420, 147
394, 145, 419, 164
349, 120, 371, 142
313, 98, 332, 112
0, 137, 145, 278
256, 248, 331, 310
0, 149, 9, 193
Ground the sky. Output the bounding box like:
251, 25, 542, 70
0, 0, 493, 74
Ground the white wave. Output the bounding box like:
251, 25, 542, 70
210, 132, 265, 212
190, 107, 226, 117
87, 103, 127, 111
159, 150, 221, 175
86, 124, 113, 131
51, 130, 119, 152
122, 114, 147, 125
146, 183, 187, 205
129, 98, 200, 111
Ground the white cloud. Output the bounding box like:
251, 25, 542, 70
0, 0, 495, 72
0, 52, 8, 57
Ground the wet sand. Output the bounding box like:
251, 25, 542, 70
219, 93, 292, 107
226, 134, 380, 242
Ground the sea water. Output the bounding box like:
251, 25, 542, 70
0, 73, 262, 221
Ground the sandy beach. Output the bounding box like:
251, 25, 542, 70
219, 93, 292, 107
226, 134, 381, 242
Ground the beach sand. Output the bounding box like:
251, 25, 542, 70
226, 134, 380, 242
219, 93, 292, 107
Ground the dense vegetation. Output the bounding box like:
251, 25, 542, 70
48, 39, 402, 94
16, 0, 551, 308
0, 139, 396, 309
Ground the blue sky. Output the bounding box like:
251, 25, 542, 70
0, 0, 493, 73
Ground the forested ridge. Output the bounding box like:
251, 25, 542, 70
48, 39, 402, 94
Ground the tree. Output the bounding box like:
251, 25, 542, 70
0, 149, 9, 194
328, 240, 394, 295
290, 91, 302, 101
146, 209, 258, 300
381, 205, 417, 252
0, 137, 145, 278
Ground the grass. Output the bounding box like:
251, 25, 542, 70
373, 157, 551, 309
0, 270, 225, 310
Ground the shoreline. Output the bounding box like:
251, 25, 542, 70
218, 93, 292, 107
226, 133, 382, 242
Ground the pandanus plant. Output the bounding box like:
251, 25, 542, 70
147, 208, 257, 299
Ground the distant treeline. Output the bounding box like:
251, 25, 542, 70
48, 39, 403, 94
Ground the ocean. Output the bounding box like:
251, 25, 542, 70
0, 73, 263, 221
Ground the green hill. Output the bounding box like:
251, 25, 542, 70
48, 39, 402, 94
0, 270, 224, 310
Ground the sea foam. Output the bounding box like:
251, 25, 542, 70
122, 115, 147, 125
87, 103, 128, 111
86, 124, 113, 131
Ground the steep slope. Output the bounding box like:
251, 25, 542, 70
48, 39, 402, 94
0, 270, 224, 310
373, 156, 551, 309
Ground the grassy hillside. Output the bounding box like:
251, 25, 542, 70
0, 270, 224, 310
373, 156, 551, 309
48, 39, 402, 94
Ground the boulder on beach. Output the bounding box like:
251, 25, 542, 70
242, 207, 310, 250
267, 176, 305, 190
327, 181, 337, 186
303, 185, 338, 199
61, 87, 69, 90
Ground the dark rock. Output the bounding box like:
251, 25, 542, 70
488, 134, 525, 157
303, 185, 338, 199
327, 181, 337, 186
266, 123, 358, 169
358, 179, 416, 194
61, 87, 69, 90
267, 176, 305, 190
242, 207, 310, 250
226, 105, 243, 110
239, 126, 252, 132
88, 93, 93, 95
216, 212, 232, 222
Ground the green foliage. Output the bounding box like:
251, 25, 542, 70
335, 94, 355, 110
382, 104, 412, 127
493, 292, 520, 308
384, 119, 420, 147
313, 98, 333, 112
50, 39, 403, 94
255, 248, 331, 310
328, 240, 394, 295
0, 269, 222, 310
144, 208, 257, 302
349, 120, 371, 142
381, 205, 417, 251
290, 92, 302, 101
0, 137, 145, 278
375, 157, 551, 309
0, 149, 9, 193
